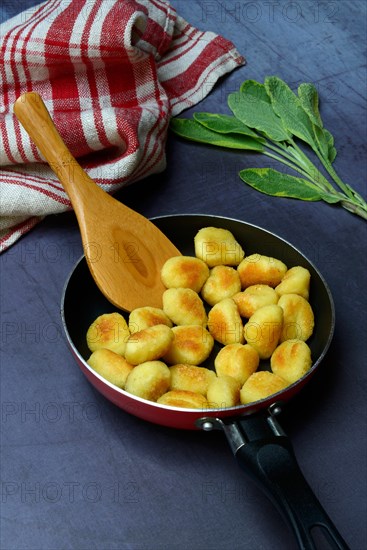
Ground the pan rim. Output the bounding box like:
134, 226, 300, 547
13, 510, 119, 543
61, 213, 335, 416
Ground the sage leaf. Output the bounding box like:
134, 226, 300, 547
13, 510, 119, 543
298, 83, 323, 128
265, 76, 318, 150
323, 128, 337, 162
169, 76, 367, 220
170, 119, 264, 151
313, 125, 329, 159
228, 80, 289, 142
239, 167, 333, 201
193, 112, 261, 139
298, 83, 338, 161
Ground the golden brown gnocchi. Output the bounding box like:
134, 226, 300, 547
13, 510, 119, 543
201, 265, 241, 306
238, 254, 287, 288
162, 287, 207, 326
275, 266, 311, 300
243, 304, 283, 359
232, 284, 278, 318
194, 227, 245, 267
240, 371, 289, 404
86, 312, 130, 355
163, 325, 214, 365
86, 226, 317, 410
87, 349, 133, 389
207, 375, 241, 408
125, 361, 170, 401
161, 255, 209, 292
207, 298, 244, 345
128, 306, 172, 334
214, 343, 259, 385
271, 339, 312, 384
169, 364, 216, 395
278, 293, 314, 342
124, 324, 173, 365
157, 390, 209, 409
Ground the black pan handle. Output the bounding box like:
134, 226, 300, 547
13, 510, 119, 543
197, 408, 350, 550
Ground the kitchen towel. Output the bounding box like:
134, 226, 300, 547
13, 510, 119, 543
0, 0, 244, 251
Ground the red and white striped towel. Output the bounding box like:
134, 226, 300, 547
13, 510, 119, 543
0, 0, 244, 252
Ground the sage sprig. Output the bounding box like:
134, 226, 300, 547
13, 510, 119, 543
170, 76, 367, 220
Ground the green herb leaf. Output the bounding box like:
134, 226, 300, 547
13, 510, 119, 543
193, 112, 261, 139
298, 83, 323, 128
322, 128, 337, 162
169, 76, 367, 220
170, 118, 264, 151
239, 168, 336, 201
313, 125, 329, 159
265, 76, 318, 150
228, 80, 289, 142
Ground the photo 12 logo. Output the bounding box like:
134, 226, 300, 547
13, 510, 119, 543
2, 401, 101, 424
200, 1, 339, 24
2, 480, 140, 504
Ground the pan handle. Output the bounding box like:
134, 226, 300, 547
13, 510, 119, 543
197, 408, 350, 550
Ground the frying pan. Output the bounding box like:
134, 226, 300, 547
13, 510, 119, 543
61, 214, 349, 550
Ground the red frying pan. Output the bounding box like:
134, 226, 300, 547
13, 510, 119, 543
61, 214, 349, 550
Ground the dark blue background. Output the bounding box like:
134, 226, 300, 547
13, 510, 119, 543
1, 1, 366, 549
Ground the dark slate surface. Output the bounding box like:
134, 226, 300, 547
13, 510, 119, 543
1, 1, 366, 549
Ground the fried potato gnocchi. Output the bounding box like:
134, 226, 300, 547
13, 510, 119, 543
201, 265, 241, 306
86, 312, 130, 355
238, 254, 287, 288
124, 324, 173, 365
86, 226, 317, 410
161, 255, 209, 292
207, 298, 244, 345
87, 349, 133, 389
214, 343, 259, 385
169, 364, 216, 396
194, 227, 245, 267
163, 325, 214, 365
278, 294, 314, 342
240, 371, 288, 404
128, 307, 172, 334
157, 390, 209, 409
163, 288, 207, 326
125, 361, 170, 401
275, 266, 311, 300
271, 339, 312, 384
243, 304, 283, 359
207, 375, 241, 408
232, 284, 278, 318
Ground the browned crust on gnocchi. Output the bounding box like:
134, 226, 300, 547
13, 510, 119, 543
232, 284, 279, 318
240, 371, 288, 404
87, 349, 133, 389
125, 324, 173, 365
163, 325, 214, 365
271, 339, 312, 383
278, 293, 314, 342
201, 265, 241, 306
129, 307, 172, 334
238, 254, 287, 288
157, 390, 209, 409
169, 363, 216, 395
125, 361, 171, 401
86, 312, 130, 355
207, 298, 244, 345
163, 288, 207, 326
161, 256, 209, 292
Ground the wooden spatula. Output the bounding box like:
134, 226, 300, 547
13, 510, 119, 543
14, 92, 180, 311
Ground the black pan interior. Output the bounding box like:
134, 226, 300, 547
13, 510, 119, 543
62, 214, 334, 381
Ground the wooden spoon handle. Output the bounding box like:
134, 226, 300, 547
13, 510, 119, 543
13, 92, 97, 208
